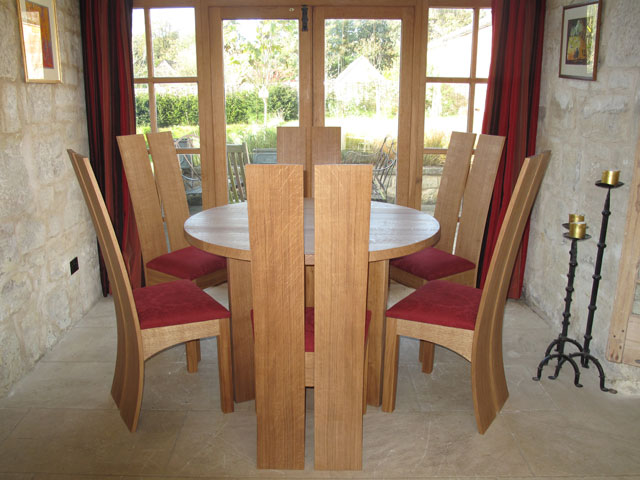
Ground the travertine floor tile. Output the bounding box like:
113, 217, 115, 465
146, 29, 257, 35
506, 408, 640, 476
42, 326, 116, 363
0, 362, 115, 410
0, 408, 28, 444
0, 409, 185, 476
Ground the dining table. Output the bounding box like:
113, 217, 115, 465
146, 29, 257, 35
184, 198, 440, 406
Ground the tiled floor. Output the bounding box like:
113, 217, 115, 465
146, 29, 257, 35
1, 281, 639, 479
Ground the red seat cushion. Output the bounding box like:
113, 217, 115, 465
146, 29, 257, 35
386, 280, 481, 331
390, 247, 475, 281
133, 279, 229, 329
304, 307, 372, 352
146, 246, 226, 280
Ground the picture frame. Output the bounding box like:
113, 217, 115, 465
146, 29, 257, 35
559, 0, 602, 81
16, 0, 62, 83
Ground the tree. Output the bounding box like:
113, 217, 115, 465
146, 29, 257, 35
325, 19, 400, 79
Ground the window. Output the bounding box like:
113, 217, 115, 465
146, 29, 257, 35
421, 5, 492, 213
132, 7, 202, 212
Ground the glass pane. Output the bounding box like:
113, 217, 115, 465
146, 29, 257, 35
325, 19, 401, 204
134, 83, 149, 134
473, 83, 487, 133
424, 82, 469, 147
222, 19, 299, 169
150, 8, 197, 77
476, 9, 493, 78
132, 9, 147, 78
427, 8, 473, 78
421, 153, 445, 214
178, 153, 202, 214
153, 83, 199, 139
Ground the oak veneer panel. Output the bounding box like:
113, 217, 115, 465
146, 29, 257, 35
246, 164, 305, 469
314, 164, 372, 470
147, 131, 191, 251
433, 131, 475, 253
116, 134, 169, 283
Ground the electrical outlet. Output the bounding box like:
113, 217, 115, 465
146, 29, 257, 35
70, 257, 79, 275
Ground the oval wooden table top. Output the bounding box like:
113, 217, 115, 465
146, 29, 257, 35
185, 199, 440, 264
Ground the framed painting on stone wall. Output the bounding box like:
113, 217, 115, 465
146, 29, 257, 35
559, 0, 601, 81
17, 0, 62, 83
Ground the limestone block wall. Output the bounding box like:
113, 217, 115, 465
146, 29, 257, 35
524, 0, 640, 392
0, 0, 102, 396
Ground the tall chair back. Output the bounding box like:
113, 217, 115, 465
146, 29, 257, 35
314, 164, 372, 470
433, 131, 476, 252
277, 126, 341, 197
454, 134, 506, 275
146, 131, 191, 250
116, 134, 167, 276
246, 164, 306, 469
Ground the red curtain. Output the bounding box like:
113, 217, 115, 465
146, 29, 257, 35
80, 0, 141, 293
479, 0, 546, 298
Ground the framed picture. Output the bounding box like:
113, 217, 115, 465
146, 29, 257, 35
16, 0, 62, 83
559, 0, 602, 81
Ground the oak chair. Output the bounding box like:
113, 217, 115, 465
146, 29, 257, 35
246, 163, 372, 470
67, 150, 234, 433
390, 133, 506, 289
226, 142, 250, 203
117, 133, 227, 290
382, 151, 550, 434
390, 133, 505, 371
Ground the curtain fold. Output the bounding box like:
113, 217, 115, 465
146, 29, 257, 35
81, 0, 141, 293
479, 0, 546, 298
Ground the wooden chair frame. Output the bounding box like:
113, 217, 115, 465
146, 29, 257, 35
68, 150, 233, 432
382, 151, 550, 434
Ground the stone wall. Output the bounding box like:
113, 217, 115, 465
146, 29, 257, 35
0, 0, 101, 396
524, 0, 640, 392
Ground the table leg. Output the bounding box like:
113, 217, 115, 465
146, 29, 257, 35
366, 259, 389, 406
227, 258, 255, 402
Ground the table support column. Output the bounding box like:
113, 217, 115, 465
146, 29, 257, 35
227, 258, 255, 402
366, 259, 389, 406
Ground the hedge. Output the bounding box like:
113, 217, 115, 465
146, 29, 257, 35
135, 85, 299, 128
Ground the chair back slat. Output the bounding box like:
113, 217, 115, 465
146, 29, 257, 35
147, 131, 191, 251
116, 135, 168, 266
67, 150, 144, 429
246, 164, 305, 469
227, 143, 250, 202
454, 134, 506, 266
277, 126, 341, 197
434, 132, 476, 252
472, 151, 550, 424
314, 164, 372, 470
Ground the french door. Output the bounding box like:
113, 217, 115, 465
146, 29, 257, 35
202, 4, 416, 207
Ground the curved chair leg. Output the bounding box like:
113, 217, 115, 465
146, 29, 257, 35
119, 351, 144, 432
110, 307, 127, 408
382, 317, 400, 412
471, 349, 507, 434
217, 318, 234, 413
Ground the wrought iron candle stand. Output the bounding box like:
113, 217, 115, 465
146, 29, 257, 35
533, 177, 622, 394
